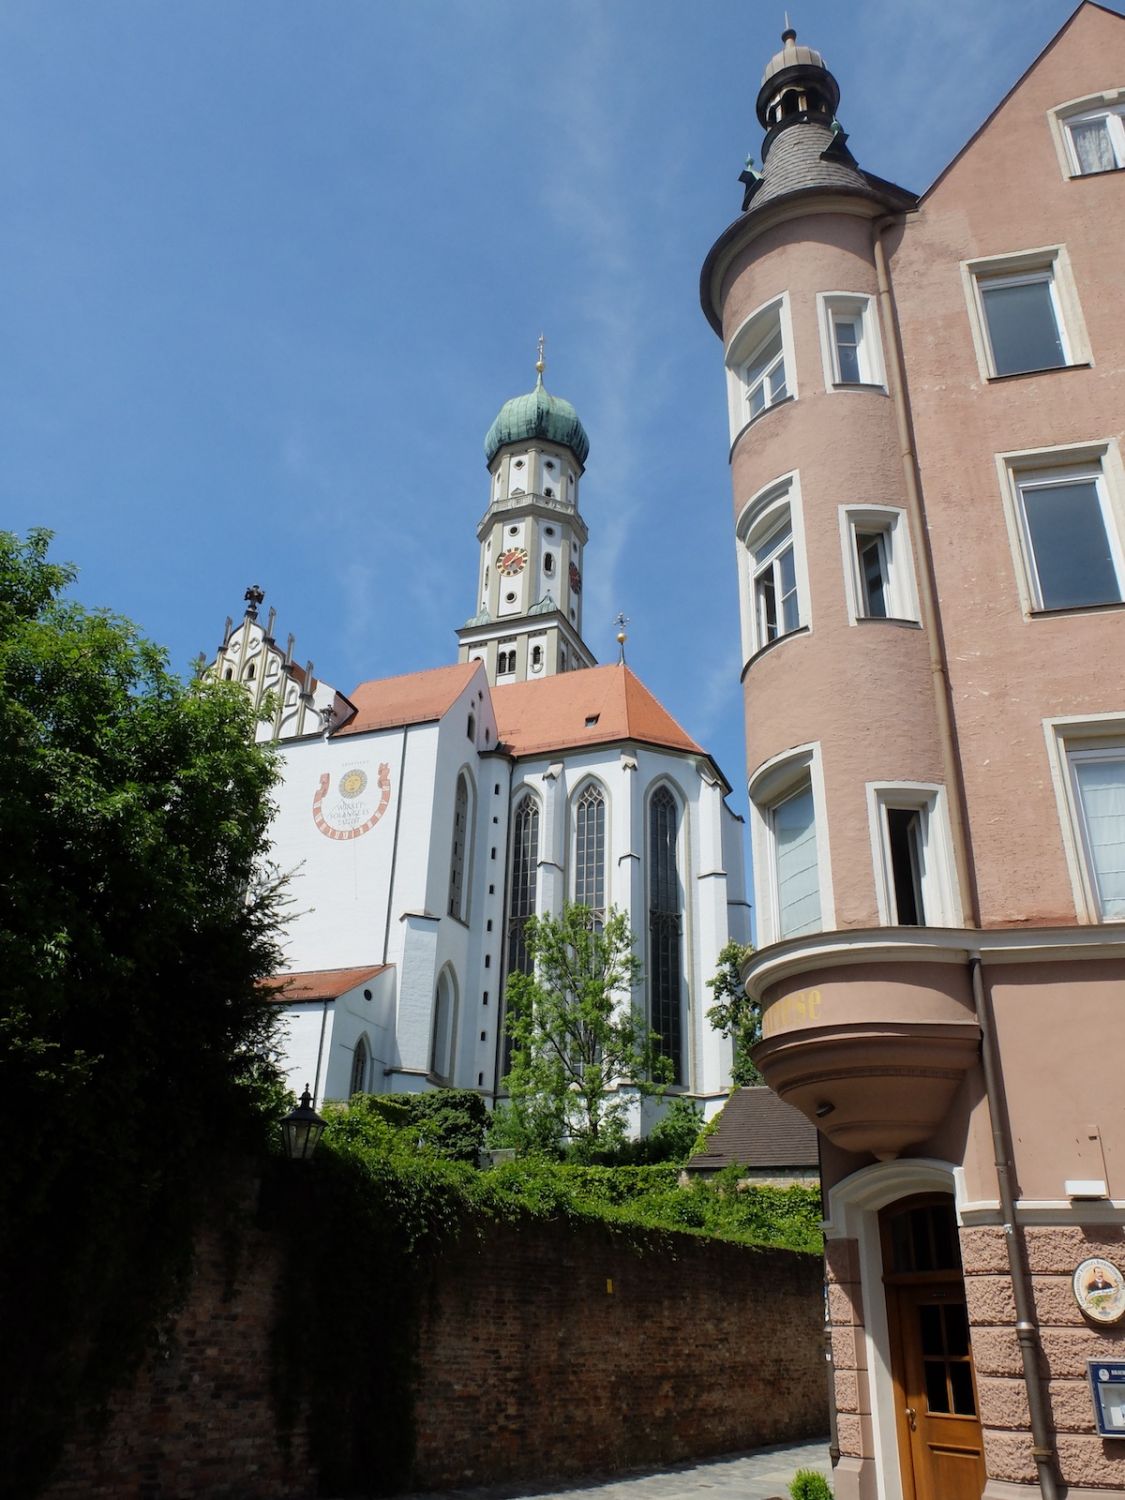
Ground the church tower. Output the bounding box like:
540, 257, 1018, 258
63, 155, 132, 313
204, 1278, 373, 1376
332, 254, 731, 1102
457, 344, 596, 686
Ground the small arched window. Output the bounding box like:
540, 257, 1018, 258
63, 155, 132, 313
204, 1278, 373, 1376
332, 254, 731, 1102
574, 784, 606, 922
448, 773, 470, 921
648, 787, 683, 1083
224, 668, 233, 680
246, 662, 256, 681
531, 645, 543, 671
431, 970, 456, 1082
350, 1036, 369, 1098
544, 554, 555, 576
467, 713, 476, 741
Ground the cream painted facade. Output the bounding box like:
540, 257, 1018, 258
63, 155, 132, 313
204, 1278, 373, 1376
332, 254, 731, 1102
702, 7, 1125, 1498
209, 381, 749, 1124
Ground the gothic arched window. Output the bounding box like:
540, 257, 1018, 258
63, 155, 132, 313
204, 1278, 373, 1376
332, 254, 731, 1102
648, 786, 683, 1083
431, 970, 456, 1082
350, 1036, 369, 1098
448, 773, 470, 921
574, 784, 606, 922
506, 794, 540, 980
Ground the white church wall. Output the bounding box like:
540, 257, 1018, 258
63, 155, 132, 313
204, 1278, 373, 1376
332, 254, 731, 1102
274, 1000, 335, 1108
272, 729, 410, 974
330, 969, 396, 1100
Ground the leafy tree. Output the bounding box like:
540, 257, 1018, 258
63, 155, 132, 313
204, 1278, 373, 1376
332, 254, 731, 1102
707, 939, 762, 1085
502, 904, 672, 1161
0, 531, 286, 1495
357, 1088, 489, 1163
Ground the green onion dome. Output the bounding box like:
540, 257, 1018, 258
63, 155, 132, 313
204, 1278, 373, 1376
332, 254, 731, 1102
484, 372, 590, 467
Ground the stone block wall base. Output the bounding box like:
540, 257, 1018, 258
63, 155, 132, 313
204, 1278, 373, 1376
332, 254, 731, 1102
984, 1483, 1125, 1498
829, 1455, 879, 1500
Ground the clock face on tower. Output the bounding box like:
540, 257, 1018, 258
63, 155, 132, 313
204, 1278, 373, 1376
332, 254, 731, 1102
569, 561, 582, 594
498, 547, 528, 577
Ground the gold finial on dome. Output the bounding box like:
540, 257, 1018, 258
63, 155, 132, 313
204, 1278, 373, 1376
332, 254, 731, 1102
535, 332, 546, 384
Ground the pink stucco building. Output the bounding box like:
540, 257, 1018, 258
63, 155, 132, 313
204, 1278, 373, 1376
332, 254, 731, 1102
701, 6, 1125, 1497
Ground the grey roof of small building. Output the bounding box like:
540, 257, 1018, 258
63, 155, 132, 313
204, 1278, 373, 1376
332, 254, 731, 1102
687, 1086, 819, 1172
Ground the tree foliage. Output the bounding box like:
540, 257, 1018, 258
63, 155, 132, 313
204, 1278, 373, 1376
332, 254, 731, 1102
500, 904, 672, 1160
707, 939, 761, 1085
0, 531, 286, 1495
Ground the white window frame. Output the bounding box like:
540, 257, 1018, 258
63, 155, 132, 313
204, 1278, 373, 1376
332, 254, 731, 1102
962, 246, 1088, 382
1049, 90, 1125, 178
1044, 715, 1125, 924
735, 472, 811, 664
723, 294, 797, 444
995, 441, 1125, 616
838, 505, 919, 625
866, 783, 960, 929
816, 292, 885, 391
749, 743, 834, 947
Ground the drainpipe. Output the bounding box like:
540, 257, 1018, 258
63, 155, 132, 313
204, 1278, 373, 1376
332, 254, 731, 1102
970, 952, 1060, 1499
872, 215, 980, 929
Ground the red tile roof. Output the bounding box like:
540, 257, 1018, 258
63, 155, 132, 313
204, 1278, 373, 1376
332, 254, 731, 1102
492, 664, 705, 760
263, 965, 389, 1002
333, 661, 481, 737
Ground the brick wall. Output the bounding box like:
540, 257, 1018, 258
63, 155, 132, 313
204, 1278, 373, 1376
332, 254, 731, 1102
412, 1219, 826, 1488
42, 1204, 825, 1499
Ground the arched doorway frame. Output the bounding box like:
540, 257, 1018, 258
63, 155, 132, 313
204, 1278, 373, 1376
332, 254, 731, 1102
823, 1157, 965, 1500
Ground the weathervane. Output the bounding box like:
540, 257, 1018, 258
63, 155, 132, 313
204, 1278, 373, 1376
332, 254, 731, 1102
536, 332, 546, 380
614, 612, 630, 665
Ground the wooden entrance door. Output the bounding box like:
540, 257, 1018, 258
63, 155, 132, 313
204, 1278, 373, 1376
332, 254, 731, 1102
882, 1198, 986, 1500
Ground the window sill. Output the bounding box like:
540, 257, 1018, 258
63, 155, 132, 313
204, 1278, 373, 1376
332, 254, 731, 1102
741, 624, 810, 681
828, 381, 888, 395
729, 395, 795, 457
1067, 164, 1124, 180
986, 361, 1091, 384
1028, 598, 1125, 620
854, 614, 922, 628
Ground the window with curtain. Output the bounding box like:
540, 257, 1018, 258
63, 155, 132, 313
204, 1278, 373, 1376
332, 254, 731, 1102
648, 787, 683, 1083
574, 784, 606, 922
1070, 748, 1125, 919
771, 780, 822, 937
350, 1035, 368, 1098
1065, 106, 1125, 174
448, 773, 470, 920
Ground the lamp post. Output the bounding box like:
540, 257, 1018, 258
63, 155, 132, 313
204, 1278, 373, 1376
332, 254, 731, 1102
281, 1085, 326, 1161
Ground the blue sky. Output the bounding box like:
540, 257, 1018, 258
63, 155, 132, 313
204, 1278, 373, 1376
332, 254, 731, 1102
0, 0, 1096, 821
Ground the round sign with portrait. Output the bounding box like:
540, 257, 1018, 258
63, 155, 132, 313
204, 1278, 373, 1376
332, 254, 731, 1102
1074, 1258, 1125, 1324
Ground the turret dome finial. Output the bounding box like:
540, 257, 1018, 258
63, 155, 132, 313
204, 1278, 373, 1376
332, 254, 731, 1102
782, 12, 796, 42
536, 332, 546, 386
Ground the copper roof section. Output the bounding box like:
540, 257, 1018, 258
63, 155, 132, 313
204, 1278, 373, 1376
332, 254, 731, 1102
492, 663, 706, 760
263, 965, 389, 1003
686, 1087, 819, 1172
333, 661, 482, 737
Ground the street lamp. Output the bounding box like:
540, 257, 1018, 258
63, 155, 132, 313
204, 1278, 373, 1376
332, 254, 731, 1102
281, 1085, 326, 1161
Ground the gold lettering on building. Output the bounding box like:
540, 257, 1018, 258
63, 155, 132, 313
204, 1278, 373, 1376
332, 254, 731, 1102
762, 988, 823, 1038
